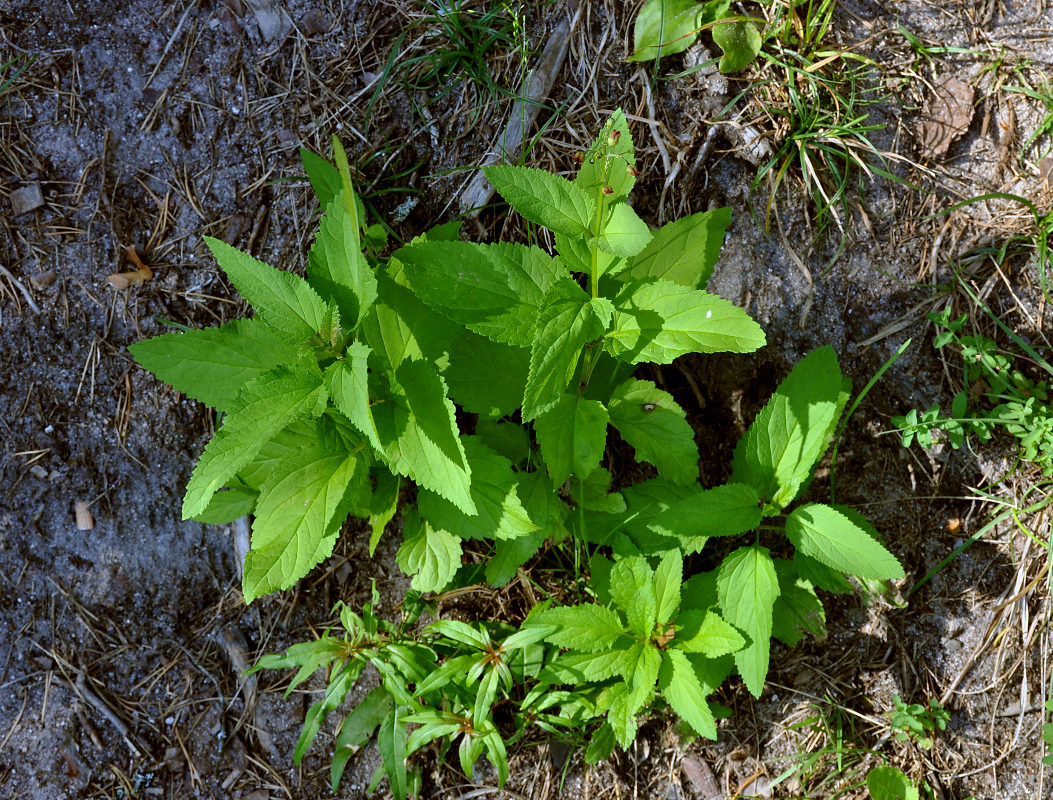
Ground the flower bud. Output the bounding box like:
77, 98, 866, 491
602, 185, 613, 195
607, 129, 621, 146
572, 152, 584, 164
626, 164, 640, 178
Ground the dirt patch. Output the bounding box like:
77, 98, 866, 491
1, 0, 1051, 798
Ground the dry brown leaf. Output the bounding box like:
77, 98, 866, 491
917, 74, 975, 158
106, 245, 154, 288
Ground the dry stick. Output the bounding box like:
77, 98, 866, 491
145, 0, 198, 89
0, 263, 41, 314
457, 3, 582, 215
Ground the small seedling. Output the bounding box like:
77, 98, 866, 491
889, 695, 949, 751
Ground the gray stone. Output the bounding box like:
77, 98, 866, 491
10, 182, 44, 216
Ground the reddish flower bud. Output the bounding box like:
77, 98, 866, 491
607, 129, 621, 146
572, 152, 584, 164
602, 185, 614, 195
626, 164, 640, 178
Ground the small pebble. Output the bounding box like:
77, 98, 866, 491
11, 182, 44, 216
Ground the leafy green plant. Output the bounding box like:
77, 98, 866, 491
888, 695, 948, 751
1043, 697, 1053, 766
630, 0, 762, 72
893, 307, 1053, 473
131, 111, 902, 794
866, 765, 922, 800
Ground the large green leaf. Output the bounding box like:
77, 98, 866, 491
361, 269, 462, 372
785, 504, 904, 580
535, 604, 627, 651
648, 482, 763, 540
575, 109, 637, 204
374, 358, 474, 515
204, 237, 328, 343
611, 556, 657, 639
717, 544, 779, 697
580, 477, 698, 552
608, 378, 698, 484
731, 347, 849, 508
395, 510, 462, 593
605, 278, 765, 364
629, 0, 705, 62
311, 191, 378, 329
418, 437, 536, 541
129, 318, 297, 412
301, 147, 342, 210
397, 241, 564, 346
191, 486, 256, 524
323, 341, 382, 452
523, 281, 613, 419
540, 649, 632, 683
654, 548, 683, 624
443, 332, 529, 420
377, 705, 410, 800
590, 204, 652, 258
627, 207, 730, 289
712, 18, 762, 74
331, 688, 392, 792
483, 165, 595, 237
182, 367, 327, 519
771, 559, 827, 646
242, 449, 359, 602
659, 648, 717, 739
534, 393, 609, 487
674, 609, 745, 657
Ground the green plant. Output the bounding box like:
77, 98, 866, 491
131, 111, 902, 795
888, 695, 948, 751
866, 765, 922, 800
893, 307, 1053, 474
629, 0, 763, 72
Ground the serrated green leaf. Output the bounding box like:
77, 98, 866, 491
444, 332, 529, 419
659, 648, 717, 738
486, 532, 546, 586
242, 449, 358, 602
654, 548, 683, 623
312, 191, 378, 329
183, 367, 327, 519
483, 165, 595, 237
130, 318, 298, 411
397, 241, 565, 346
675, 609, 745, 657
475, 419, 531, 465
395, 510, 462, 593
795, 551, 854, 594
523, 281, 612, 419
584, 722, 616, 764
534, 393, 609, 487
717, 544, 779, 697
713, 18, 762, 74
361, 269, 462, 372
568, 467, 625, 513
611, 556, 657, 638
580, 477, 698, 552
540, 649, 632, 683
535, 604, 627, 651
555, 231, 624, 280
625, 641, 661, 705
785, 504, 904, 580
590, 203, 652, 258
731, 346, 849, 508
649, 482, 763, 542
204, 237, 328, 343
374, 358, 474, 515
324, 341, 382, 452
301, 148, 342, 210
191, 486, 256, 524
629, 0, 705, 62
331, 688, 392, 792
484, 471, 565, 585
608, 378, 698, 484
576, 109, 637, 204
605, 278, 765, 364
367, 469, 399, 556
418, 437, 536, 541
606, 683, 638, 749
771, 559, 827, 646
627, 207, 730, 289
